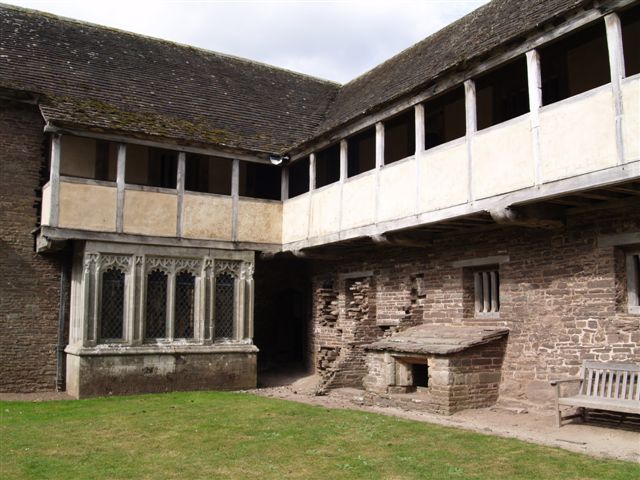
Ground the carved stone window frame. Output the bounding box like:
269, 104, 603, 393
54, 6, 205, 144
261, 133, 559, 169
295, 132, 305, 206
141, 256, 205, 343
211, 260, 254, 342
68, 241, 254, 351
70, 252, 135, 346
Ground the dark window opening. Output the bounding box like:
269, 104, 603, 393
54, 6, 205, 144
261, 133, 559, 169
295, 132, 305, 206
95, 141, 118, 182
59, 135, 117, 181
288, 157, 309, 198
145, 270, 168, 339
316, 144, 341, 187
384, 110, 415, 164
149, 148, 177, 189
424, 86, 466, 149
125, 145, 177, 188
215, 273, 235, 339
174, 271, 195, 339
239, 161, 281, 200
474, 268, 500, 314
412, 363, 429, 388
347, 128, 375, 177
621, 4, 640, 77
185, 154, 232, 195
100, 268, 125, 341
540, 21, 611, 106
476, 57, 529, 130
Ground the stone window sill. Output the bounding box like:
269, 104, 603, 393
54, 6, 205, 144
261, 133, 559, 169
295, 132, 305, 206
65, 343, 258, 356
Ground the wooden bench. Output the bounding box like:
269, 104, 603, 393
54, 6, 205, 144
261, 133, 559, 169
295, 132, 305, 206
551, 361, 640, 427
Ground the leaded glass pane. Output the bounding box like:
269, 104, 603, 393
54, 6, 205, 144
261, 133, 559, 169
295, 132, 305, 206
215, 273, 234, 339
100, 268, 124, 340
146, 269, 167, 339
174, 271, 195, 338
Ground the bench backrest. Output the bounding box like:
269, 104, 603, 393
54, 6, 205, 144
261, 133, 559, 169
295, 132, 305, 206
579, 362, 640, 402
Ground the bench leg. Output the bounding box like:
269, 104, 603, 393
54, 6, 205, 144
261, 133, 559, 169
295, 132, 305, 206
580, 407, 586, 423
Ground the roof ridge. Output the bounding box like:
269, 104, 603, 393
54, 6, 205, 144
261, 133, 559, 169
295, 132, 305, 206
0, 2, 342, 87
339, 1, 491, 90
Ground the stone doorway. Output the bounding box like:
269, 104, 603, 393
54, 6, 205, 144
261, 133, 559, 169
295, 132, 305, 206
253, 257, 311, 386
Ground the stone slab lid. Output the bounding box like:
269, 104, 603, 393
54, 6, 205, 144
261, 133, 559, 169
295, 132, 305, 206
364, 325, 509, 355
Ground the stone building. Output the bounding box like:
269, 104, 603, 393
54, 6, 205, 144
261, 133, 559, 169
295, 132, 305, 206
1, 0, 639, 411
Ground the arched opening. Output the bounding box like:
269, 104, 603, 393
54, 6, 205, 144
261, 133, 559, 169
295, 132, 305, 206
253, 257, 310, 386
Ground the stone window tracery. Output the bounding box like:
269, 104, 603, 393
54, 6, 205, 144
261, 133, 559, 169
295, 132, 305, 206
146, 269, 168, 339
175, 271, 196, 338
68, 243, 254, 350
99, 267, 125, 341
215, 272, 235, 339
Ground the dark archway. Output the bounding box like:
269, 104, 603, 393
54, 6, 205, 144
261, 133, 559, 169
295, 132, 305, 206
253, 257, 310, 383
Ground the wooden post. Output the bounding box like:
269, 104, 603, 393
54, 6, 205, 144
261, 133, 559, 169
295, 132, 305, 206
281, 165, 289, 200
339, 140, 348, 181
605, 13, 625, 165
526, 50, 543, 185
231, 159, 239, 242
116, 143, 126, 233
338, 142, 347, 232
414, 104, 425, 214
309, 152, 316, 191
375, 122, 384, 223
176, 152, 186, 238
307, 153, 316, 238
464, 80, 476, 202
49, 134, 62, 227
375, 121, 384, 168
414, 104, 425, 154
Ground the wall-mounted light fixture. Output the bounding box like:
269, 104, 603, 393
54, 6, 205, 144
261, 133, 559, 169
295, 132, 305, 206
269, 154, 290, 166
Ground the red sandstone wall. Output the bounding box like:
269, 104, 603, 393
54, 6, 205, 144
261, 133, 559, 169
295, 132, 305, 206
0, 101, 64, 392
309, 207, 640, 406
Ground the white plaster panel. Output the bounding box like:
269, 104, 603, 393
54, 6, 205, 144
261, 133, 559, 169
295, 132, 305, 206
472, 117, 535, 199
342, 173, 376, 229
282, 195, 310, 244
539, 88, 617, 183
58, 182, 117, 232
378, 158, 417, 221
123, 190, 177, 237
309, 184, 341, 238
41, 183, 52, 226
622, 77, 640, 162
182, 194, 232, 241
418, 142, 468, 213
237, 199, 282, 244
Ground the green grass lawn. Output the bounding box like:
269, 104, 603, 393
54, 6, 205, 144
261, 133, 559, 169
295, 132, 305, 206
1, 391, 638, 480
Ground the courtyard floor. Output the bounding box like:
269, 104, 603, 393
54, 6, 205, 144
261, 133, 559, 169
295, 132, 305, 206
251, 368, 640, 463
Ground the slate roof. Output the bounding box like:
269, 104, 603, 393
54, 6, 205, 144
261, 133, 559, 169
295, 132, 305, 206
364, 325, 509, 355
314, 0, 591, 139
0, 0, 593, 155
0, 3, 339, 155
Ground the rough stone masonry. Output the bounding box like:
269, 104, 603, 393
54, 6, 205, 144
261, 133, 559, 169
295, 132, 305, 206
308, 205, 640, 408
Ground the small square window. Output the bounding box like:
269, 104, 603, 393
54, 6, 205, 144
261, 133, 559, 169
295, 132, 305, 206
474, 268, 500, 315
